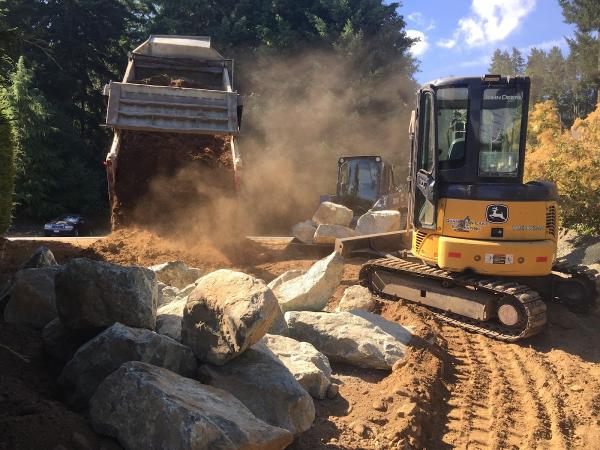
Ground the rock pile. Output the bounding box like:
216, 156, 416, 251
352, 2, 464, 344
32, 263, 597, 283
292, 201, 401, 244
1, 246, 417, 449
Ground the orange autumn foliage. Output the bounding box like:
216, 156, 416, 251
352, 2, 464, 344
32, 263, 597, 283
525, 100, 600, 233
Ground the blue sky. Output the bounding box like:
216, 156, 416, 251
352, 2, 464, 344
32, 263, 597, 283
397, 0, 577, 84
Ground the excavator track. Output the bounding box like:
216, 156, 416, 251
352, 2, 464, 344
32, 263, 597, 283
360, 257, 548, 341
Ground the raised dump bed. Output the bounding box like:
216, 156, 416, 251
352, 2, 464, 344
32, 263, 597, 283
104, 36, 242, 229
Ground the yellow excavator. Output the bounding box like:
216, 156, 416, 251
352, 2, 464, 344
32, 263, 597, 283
336, 75, 598, 341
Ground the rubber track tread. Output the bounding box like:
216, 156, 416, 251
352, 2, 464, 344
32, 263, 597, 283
359, 257, 547, 341
552, 260, 599, 308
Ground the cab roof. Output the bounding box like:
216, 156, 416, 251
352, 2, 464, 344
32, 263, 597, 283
422, 75, 530, 89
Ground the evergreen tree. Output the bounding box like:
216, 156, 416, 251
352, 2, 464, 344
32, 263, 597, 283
525, 48, 548, 104
0, 85, 15, 234
5, 57, 62, 218
510, 47, 525, 76
560, 0, 600, 104
489, 49, 512, 75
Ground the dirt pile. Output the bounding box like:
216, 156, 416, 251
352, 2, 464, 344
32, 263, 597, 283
111, 131, 235, 230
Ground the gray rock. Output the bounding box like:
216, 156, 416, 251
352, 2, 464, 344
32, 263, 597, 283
3, 267, 59, 328
148, 261, 202, 289
292, 220, 316, 244
267, 270, 305, 291
272, 252, 344, 313
312, 224, 357, 244
156, 298, 186, 341
157, 282, 179, 307
181, 269, 279, 365
262, 334, 332, 399
355, 210, 401, 235
42, 318, 89, 363
20, 246, 58, 269
59, 322, 197, 409
336, 285, 376, 313
90, 361, 293, 450
55, 258, 157, 334
285, 310, 413, 370
200, 341, 315, 435
266, 304, 289, 336
312, 202, 353, 227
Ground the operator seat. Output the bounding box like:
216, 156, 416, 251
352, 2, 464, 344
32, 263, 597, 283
448, 138, 465, 160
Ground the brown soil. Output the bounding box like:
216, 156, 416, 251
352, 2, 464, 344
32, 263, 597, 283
0, 323, 122, 450
111, 131, 235, 230
1, 231, 600, 449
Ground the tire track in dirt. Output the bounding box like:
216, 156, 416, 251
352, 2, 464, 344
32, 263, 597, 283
476, 334, 525, 449
437, 324, 576, 450
439, 326, 494, 449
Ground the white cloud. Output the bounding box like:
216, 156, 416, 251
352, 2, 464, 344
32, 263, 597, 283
442, 0, 536, 48
519, 39, 566, 53
407, 11, 436, 31
406, 29, 429, 57
437, 38, 457, 49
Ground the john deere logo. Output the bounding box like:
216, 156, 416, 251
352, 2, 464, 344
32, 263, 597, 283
486, 204, 508, 223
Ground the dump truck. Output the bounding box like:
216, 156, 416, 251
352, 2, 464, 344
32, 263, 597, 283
103, 35, 242, 228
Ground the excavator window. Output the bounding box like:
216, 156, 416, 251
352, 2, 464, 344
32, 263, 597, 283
479, 86, 524, 177
436, 87, 468, 166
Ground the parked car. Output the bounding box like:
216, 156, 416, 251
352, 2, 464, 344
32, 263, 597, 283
43, 214, 90, 237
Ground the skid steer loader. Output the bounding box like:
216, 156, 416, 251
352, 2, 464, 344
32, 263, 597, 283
320, 155, 407, 220
336, 75, 598, 341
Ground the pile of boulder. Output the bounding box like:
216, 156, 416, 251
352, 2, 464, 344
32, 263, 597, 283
0, 246, 415, 450
292, 201, 401, 245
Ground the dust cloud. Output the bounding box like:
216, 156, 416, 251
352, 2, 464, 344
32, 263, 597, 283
114, 50, 418, 242
238, 50, 417, 233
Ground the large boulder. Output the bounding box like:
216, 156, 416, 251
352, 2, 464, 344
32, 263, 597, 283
42, 318, 89, 363
157, 282, 179, 307
20, 246, 58, 269
90, 361, 293, 450
272, 252, 344, 313
355, 210, 401, 235
59, 322, 197, 409
262, 334, 332, 399
335, 285, 376, 313
199, 341, 315, 435
3, 267, 59, 328
55, 258, 157, 334
285, 310, 413, 369
267, 270, 305, 291
292, 220, 317, 244
148, 261, 202, 289
156, 297, 186, 341
312, 202, 353, 227
181, 269, 279, 365
312, 224, 357, 244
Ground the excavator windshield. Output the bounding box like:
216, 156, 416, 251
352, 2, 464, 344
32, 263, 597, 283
479, 86, 524, 177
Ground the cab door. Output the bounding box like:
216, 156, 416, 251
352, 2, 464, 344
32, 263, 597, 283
412, 89, 438, 229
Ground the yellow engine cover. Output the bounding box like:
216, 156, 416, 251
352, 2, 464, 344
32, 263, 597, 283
413, 198, 558, 277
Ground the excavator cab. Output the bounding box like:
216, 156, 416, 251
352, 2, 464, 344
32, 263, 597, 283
409, 75, 558, 277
